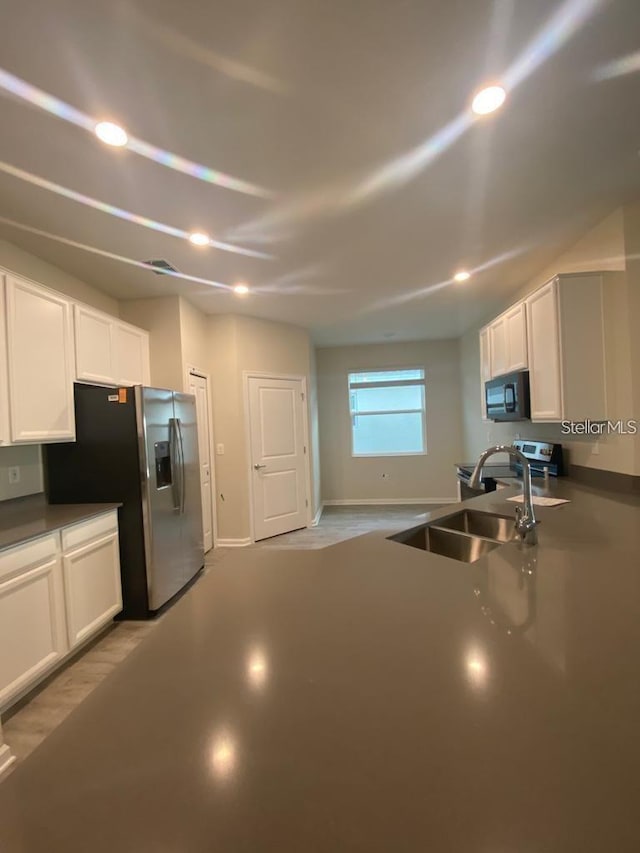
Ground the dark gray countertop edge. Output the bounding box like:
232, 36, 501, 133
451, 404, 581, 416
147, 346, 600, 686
0, 495, 122, 553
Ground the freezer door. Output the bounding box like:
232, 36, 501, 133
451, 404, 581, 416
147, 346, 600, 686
139, 387, 185, 610
173, 392, 204, 585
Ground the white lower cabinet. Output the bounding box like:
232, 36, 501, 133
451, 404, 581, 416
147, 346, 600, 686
0, 511, 122, 711
0, 534, 68, 709
62, 512, 122, 649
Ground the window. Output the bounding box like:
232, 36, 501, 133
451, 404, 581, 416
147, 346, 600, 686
348, 368, 426, 456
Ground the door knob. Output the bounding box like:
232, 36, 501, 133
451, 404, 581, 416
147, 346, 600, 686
254, 463, 267, 470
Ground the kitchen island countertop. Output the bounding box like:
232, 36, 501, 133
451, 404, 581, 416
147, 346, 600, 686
0, 479, 638, 851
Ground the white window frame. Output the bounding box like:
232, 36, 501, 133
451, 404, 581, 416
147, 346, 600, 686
348, 368, 427, 458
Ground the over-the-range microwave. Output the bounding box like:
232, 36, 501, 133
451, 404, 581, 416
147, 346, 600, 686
485, 370, 530, 421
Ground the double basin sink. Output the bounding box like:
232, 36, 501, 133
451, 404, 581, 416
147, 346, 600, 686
389, 509, 519, 563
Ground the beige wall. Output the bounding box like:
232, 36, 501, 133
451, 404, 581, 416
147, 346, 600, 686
119, 296, 183, 391
308, 346, 322, 518
0, 237, 119, 315
179, 297, 209, 376
117, 299, 319, 541
317, 340, 462, 503
207, 314, 316, 541
460, 206, 640, 475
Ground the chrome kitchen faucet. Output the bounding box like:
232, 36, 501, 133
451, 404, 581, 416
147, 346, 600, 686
470, 445, 539, 545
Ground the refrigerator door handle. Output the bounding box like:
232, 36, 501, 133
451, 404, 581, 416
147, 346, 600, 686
169, 418, 181, 512
177, 417, 186, 514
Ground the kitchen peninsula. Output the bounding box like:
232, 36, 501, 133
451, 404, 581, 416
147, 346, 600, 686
0, 480, 638, 851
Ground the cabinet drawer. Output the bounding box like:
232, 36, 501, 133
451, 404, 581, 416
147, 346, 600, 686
61, 511, 118, 553
0, 534, 59, 583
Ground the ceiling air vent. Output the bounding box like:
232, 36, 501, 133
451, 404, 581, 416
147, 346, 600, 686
143, 259, 179, 275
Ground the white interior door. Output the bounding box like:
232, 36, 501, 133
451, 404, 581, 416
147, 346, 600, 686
188, 372, 214, 552
248, 376, 308, 541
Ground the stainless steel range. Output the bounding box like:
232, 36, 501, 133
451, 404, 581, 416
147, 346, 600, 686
455, 439, 564, 500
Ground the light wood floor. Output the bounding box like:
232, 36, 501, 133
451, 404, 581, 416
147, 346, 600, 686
2, 504, 440, 769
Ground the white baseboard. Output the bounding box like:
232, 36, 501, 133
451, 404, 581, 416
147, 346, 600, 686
310, 504, 324, 527
0, 743, 16, 777
215, 537, 252, 548
323, 498, 457, 506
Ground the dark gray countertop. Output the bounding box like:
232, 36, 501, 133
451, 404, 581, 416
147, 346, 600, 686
0, 480, 639, 851
0, 494, 121, 552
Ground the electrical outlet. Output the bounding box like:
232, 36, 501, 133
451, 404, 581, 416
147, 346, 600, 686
216, 444, 225, 456
8, 466, 20, 484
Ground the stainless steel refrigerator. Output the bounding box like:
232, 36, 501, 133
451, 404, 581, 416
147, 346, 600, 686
44, 384, 204, 618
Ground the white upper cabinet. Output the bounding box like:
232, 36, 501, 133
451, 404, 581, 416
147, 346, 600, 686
489, 317, 508, 378
75, 305, 150, 387
0, 277, 10, 446
480, 273, 607, 423
488, 302, 527, 378
504, 303, 528, 371
5, 275, 75, 443
526, 280, 563, 421
74, 305, 115, 385
479, 326, 491, 421
113, 323, 150, 386
526, 273, 607, 422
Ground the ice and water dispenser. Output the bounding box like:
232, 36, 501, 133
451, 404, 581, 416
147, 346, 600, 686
154, 441, 172, 488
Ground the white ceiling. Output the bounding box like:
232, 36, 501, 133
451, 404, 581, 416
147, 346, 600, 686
0, 0, 639, 344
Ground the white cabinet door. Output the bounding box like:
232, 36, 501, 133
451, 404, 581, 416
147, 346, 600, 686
62, 530, 122, 649
479, 327, 491, 420
0, 535, 68, 709
74, 305, 114, 385
5, 276, 75, 443
526, 280, 563, 421
489, 317, 508, 378
505, 303, 528, 371
114, 323, 150, 386
0, 276, 10, 445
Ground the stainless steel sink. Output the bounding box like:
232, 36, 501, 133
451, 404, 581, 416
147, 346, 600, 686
389, 524, 502, 563
434, 509, 518, 543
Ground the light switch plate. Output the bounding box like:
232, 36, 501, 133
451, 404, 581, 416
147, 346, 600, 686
8, 466, 20, 484
216, 444, 225, 456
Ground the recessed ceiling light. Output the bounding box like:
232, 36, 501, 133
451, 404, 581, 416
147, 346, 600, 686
471, 85, 506, 116
95, 121, 128, 147
454, 270, 471, 282
233, 283, 249, 295
188, 231, 210, 247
